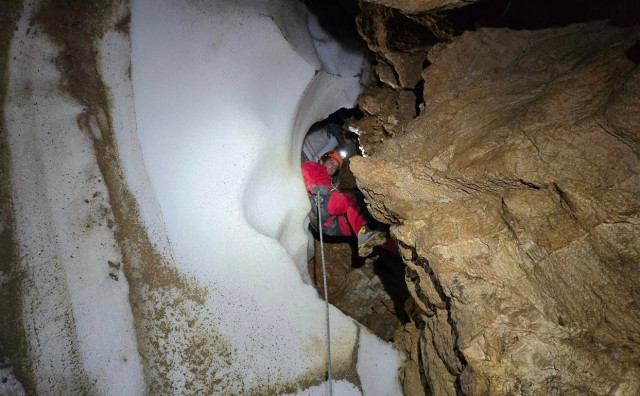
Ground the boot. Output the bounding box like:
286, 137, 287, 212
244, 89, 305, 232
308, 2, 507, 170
357, 226, 387, 257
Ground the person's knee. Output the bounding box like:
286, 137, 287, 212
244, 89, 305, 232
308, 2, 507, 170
339, 192, 358, 203
328, 192, 356, 213
342, 193, 359, 210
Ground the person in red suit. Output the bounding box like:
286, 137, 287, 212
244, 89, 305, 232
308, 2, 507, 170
302, 150, 386, 257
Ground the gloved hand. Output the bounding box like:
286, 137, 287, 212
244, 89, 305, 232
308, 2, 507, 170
311, 185, 329, 195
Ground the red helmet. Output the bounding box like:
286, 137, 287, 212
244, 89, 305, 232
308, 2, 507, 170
319, 150, 343, 168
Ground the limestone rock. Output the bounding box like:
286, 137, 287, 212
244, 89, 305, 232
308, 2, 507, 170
352, 3, 432, 158
357, 3, 433, 89
348, 85, 417, 156
352, 22, 640, 395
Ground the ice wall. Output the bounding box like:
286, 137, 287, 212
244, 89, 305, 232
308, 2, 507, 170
4, 2, 145, 394
3, 0, 403, 394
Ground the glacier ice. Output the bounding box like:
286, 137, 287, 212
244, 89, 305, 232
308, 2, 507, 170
2, 0, 403, 393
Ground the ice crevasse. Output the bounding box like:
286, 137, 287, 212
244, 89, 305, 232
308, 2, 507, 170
3, 0, 403, 394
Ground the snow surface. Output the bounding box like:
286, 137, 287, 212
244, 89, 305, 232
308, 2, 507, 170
0, 367, 26, 395
4, 0, 403, 393
358, 331, 405, 395
4, 2, 144, 394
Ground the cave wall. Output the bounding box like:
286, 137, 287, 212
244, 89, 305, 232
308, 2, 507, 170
352, 16, 640, 395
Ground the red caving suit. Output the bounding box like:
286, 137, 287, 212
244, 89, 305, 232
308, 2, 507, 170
301, 161, 366, 236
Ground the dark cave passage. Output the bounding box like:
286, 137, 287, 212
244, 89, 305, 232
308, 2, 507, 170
301, 109, 410, 341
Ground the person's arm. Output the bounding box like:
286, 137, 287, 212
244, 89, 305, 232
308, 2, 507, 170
301, 162, 317, 194
302, 162, 330, 194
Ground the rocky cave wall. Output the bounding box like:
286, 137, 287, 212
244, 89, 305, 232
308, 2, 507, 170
350, 1, 640, 395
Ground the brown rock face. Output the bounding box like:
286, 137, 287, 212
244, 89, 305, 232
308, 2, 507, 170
349, 84, 417, 156
351, 22, 640, 395
351, 3, 434, 155
357, 3, 434, 89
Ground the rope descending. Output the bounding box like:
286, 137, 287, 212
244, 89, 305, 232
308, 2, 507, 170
316, 190, 333, 396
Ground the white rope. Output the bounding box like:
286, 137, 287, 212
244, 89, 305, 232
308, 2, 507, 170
316, 190, 333, 396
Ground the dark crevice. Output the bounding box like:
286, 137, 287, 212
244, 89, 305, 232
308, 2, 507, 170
372, 249, 412, 325
416, 336, 430, 394
552, 182, 588, 231
395, 237, 467, 393
627, 40, 640, 64
500, 198, 519, 237
301, 0, 360, 41
413, 79, 425, 116
552, 182, 573, 211
518, 179, 542, 189
412, 0, 640, 38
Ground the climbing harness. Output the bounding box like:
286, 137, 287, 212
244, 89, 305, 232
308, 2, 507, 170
308, 193, 342, 237
316, 190, 333, 396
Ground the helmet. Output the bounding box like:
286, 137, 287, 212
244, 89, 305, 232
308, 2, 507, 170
319, 150, 343, 168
